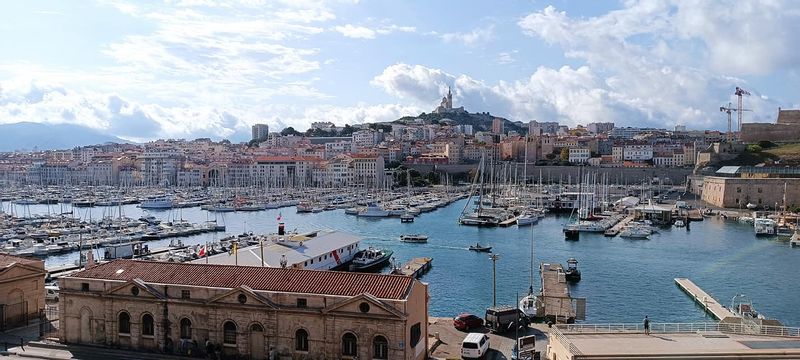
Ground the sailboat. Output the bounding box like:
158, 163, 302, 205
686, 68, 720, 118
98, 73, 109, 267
519, 223, 538, 320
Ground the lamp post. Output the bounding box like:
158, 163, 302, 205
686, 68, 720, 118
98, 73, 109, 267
489, 253, 500, 308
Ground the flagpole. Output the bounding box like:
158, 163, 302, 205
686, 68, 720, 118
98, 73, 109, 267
205, 241, 209, 264
235, 243, 238, 266
260, 239, 264, 267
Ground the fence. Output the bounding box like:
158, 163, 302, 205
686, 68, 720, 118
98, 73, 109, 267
0, 302, 28, 331
554, 322, 800, 337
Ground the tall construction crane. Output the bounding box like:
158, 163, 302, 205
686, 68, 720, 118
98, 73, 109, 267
720, 100, 752, 143
720, 103, 737, 143
734, 86, 751, 136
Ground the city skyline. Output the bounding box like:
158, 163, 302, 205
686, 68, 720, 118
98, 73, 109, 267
1, 1, 799, 143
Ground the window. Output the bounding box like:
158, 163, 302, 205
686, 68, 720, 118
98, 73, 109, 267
223, 321, 237, 344
758, 188, 763, 193
295, 329, 309, 351
118, 312, 131, 334
81, 283, 89, 291
373, 336, 388, 359
342, 333, 358, 357
409, 323, 421, 348
359, 302, 370, 313
297, 298, 307, 308
142, 314, 154, 336
181, 290, 190, 299
180, 318, 192, 339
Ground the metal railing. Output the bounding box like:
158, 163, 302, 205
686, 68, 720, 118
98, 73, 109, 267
554, 322, 800, 337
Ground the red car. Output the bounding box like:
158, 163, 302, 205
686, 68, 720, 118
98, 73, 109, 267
453, 313, 484, 331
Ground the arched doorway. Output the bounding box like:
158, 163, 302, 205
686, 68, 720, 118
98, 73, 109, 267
249, 324, 264, 360
79, 308, 92, 344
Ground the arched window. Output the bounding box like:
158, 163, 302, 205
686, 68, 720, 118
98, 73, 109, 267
373, 336, 388, 359
180, 318, 192, 339
250, 323, 263, 332
223, 321, 237, 344
295, 329, 309, 351
342, 332, 357, 357
141, 314, 154, 336
118, 312, 130, 334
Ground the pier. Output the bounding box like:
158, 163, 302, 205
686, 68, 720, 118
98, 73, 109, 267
538, 262, 583, 324
391, 257, 432, 278
674, 278, 737, 321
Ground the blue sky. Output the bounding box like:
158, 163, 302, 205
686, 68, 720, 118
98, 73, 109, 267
0, 0, 798, 142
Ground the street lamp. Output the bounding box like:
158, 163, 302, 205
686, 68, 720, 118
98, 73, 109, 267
489, 253, 500, 308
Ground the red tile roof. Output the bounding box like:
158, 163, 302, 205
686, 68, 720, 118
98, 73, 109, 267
0, 254, 43, 268
69, 260, 414, 300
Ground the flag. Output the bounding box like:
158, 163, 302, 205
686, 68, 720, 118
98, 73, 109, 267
229, 243, 237, 256
198, 245, 206, 257
277, 212, 282, 221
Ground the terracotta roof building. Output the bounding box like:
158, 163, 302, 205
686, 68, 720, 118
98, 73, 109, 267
60, 260, 429, 360
0, 254, 46, 331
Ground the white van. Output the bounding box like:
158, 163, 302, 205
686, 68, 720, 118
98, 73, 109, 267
45, 285, 59, 301
461, 332, 489, 359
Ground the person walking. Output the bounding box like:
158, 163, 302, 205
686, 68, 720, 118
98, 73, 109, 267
643, 315, 651, 335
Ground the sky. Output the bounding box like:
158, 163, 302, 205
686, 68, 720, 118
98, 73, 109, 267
0, 0, 799, 142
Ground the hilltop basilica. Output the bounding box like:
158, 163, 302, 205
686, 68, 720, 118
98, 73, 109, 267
433, 86, 466, 114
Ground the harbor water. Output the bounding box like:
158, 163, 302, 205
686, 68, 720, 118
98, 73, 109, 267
24, 200, 800, 327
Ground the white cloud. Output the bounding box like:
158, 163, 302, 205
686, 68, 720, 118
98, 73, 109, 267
516, 2, 798, 128
333, 24, 376, 39
440, 25, 495, 46
497, 51, 516, 65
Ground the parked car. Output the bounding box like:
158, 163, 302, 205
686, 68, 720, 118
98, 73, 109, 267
45, 285, 59, 302
453, 313, 484, 331
461, 332, 489, 359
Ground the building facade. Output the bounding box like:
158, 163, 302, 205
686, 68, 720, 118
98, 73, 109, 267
60, 260, 428, 360
251, 124, 270, 142
0, 255, 46, 331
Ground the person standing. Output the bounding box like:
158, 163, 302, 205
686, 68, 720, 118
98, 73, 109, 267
643, 315, 651, 335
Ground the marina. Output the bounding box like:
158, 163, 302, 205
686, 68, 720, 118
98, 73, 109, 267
1, 190, 799, 327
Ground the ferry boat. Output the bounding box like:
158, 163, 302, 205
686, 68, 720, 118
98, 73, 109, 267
140, 195, 173, 209
754, 218, 777, 236
351, 247, 393, 271
399, 234, 428, 243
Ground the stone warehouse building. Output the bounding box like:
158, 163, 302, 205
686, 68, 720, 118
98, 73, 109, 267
0, 254, 46, 331
701, 166, 800, 208
59, 260, 429, 360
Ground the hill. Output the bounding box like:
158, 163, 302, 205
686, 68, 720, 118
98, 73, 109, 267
0, 122, 129, 151
395, 112, 527, 134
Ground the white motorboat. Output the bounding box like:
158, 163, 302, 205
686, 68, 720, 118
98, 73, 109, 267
140, 195, 173, 209
519, 293, 538, 320
674, 219, 686, 227
399, 234, 428, 243
357, 203, 389, 217
754, 218, 777, 236
516, 211, 540, 226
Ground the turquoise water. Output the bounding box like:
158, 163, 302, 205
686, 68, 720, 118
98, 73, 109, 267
21, 200, 800, 326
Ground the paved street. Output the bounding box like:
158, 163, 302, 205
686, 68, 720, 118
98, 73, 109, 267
428, 317, 548, 360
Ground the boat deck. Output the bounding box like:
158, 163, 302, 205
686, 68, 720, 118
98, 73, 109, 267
539, 262, 577, 323
498, 216, 519, 227
604, 215, 634, 237
674, 278, 737, 321
392, 257, 432, 278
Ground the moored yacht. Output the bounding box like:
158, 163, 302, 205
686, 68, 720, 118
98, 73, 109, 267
140, 195, 173, 209
351, 247, 393, 271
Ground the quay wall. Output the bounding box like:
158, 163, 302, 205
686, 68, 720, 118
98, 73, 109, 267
407, 164, 693, 185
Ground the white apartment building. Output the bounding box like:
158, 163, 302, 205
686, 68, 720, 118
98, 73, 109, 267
252, 156, 318, 187
568, 148, 591, 164
349, 155, 385, 187
623, 144, 653, 161
251, 124, 269, 141
324, 141, 354, 159
352, 130, 378, 149
140, 151, 182, 186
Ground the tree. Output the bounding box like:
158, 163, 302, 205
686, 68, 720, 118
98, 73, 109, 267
560, 147, 570, 162
339, 124, 355, 136
746, 144, 763, 153
280, 127, 302, 136
386, 160, 402, 169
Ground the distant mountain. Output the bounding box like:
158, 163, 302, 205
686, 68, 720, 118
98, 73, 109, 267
0, 122, 129, 151
394, 112, 527, 134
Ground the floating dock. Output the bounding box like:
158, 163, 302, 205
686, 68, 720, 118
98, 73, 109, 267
538, 262, 580, 323
391, 257, 432, 278
674, 278, 737, 321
